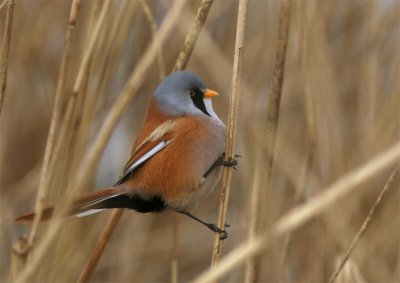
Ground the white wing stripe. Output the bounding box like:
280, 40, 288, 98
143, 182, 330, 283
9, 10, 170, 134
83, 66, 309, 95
76, 209, 104, 218
78, 193, 123, 210
120, 140, 171, 182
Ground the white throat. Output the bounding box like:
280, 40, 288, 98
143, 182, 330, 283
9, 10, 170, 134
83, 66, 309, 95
203, 98, 223, 124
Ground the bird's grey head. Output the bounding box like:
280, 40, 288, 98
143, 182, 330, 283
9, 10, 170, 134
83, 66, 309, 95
153, 71, 222, 122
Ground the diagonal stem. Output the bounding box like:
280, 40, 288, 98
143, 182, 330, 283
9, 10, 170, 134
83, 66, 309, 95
328, 165, 399, 283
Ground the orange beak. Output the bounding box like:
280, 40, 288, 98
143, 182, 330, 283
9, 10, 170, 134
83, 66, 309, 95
203, 89, 219, 98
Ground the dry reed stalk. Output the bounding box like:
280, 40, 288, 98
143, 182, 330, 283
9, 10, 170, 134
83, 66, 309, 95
45, 1, 101, 186
10, 237, 29, 282
191, 141, 400, 283
45, 96, 77, 193
77, 1, 215, 280
50, 0, 110, 187
77, 209, 124, 283
26, 0, 81, 248
279, 0, 314, 279
210, 0, 249, 269
245, 1, 292, 282
41, 0, 112, 219
140, 0, 166, 79
328, 165, 399, 283
75, 0, 134, 157
14, 1, 113, 282
61, 0, 111, 196
173, 0, 213, 72
72, 0, 111, 95
0, 0, 15, 116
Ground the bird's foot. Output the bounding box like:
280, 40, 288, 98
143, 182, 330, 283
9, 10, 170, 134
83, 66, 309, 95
207, 223, 228, 240
219, 153, 241, 168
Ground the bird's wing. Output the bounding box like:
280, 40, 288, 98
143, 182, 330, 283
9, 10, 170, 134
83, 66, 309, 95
114, 119, 176, 186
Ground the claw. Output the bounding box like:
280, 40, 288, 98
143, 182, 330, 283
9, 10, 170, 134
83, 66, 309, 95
219, 153, 240, 168
220, 159, 238, 167
219, 231, 228, 240
207, 224, 228, 240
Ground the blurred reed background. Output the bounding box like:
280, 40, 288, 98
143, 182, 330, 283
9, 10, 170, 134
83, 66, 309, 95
1, 0, 399, 282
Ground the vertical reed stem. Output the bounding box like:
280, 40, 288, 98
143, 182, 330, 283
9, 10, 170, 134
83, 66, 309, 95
279, 0, 313, 279
211, 0, 249, 269
0, 0, 15, 116
27, 0, 81, 248
245, 1, 292, 281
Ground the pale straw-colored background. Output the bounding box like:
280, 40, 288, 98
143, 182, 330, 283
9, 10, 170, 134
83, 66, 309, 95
1, 1, 399, 282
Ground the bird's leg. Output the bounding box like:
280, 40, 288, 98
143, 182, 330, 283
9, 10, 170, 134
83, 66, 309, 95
203, 153, 240, 178
179, 211, 228, 240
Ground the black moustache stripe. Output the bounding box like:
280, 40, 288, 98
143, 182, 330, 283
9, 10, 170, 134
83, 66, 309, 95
190, 90, 211, 117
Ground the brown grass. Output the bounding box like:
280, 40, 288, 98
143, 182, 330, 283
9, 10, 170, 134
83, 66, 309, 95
1, 1, 399, 282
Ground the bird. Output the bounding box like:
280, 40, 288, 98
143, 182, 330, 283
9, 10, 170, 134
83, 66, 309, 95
16, 71, 237, 239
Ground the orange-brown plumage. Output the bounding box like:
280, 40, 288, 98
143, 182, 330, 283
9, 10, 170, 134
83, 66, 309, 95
16, 71, 231, 236
124, 103, 225, 208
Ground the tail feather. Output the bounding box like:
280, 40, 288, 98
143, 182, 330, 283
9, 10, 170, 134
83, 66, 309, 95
16, 187, 167, 224
15, 207, 54, 224
15, 187, 123, 224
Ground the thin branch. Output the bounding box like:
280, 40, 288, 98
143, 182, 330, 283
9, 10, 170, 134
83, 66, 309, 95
173, 0, 213, 71
245, 0, 292, 281
328, 165, 399, 283
27, 0, 81, 247
77, 209, 124, 283
44, 94, 77, 191
140, 0, 166, 79
70, 0, 127, 163
61, 0, 109, 210
211, 0, 249, 268
14, 1, 113, 282
0, 0, 15, 116
72, 0, 109, 94
190, 141, 400, 283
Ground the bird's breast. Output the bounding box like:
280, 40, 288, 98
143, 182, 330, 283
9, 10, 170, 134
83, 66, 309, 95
126, 115, 226, 211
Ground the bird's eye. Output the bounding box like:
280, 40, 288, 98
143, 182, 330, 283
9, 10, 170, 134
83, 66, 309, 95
188, 90, 195, 97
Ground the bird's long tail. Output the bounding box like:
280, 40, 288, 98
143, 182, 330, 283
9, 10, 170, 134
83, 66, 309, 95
15, 187, 125, 224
